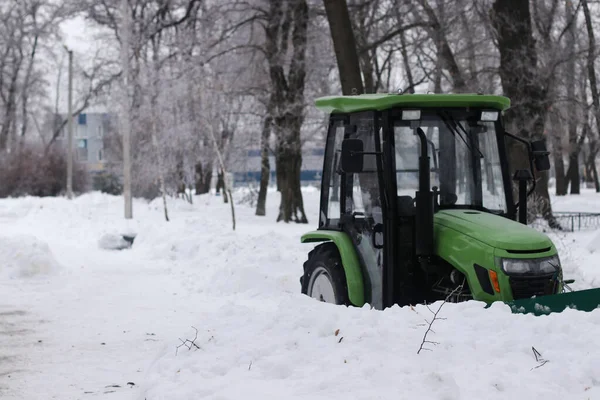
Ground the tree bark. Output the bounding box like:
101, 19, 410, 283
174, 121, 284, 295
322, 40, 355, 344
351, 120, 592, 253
0, 54, 20, 152
256, 110, 272, 216
20, 33, 39, 149
150, 36, 169, 222
208, 121, 236, 231
491, 0, 555, 224
565, 0, 580, 194
419, 0, 467, 92
584, 139, 600, 191
265, 0, 309, 223
216, 169, 228, 203
275, 114, 307, 223
352, 4, 375, 93
549, 109, 567, 195
194, 161, 212, 195
322, 0, 364, 95
399, 30, 415, 90
581, 0, 600, 193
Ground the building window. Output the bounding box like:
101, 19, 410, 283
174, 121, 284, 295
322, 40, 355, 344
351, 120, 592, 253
78, 113, 87, 125
77, 139, 88, 161
76, 123, 88, 138
97, 125, 103, 138
98, 149, 103, 161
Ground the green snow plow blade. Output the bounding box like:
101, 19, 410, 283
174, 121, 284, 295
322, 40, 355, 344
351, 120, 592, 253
506, 288, 600, 316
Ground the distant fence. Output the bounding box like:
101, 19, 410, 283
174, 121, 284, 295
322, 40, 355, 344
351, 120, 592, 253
553, 212, 600, 232
232, 170, 323, 187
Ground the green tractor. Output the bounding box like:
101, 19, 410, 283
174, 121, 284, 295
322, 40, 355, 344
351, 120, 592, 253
300, 93, 600, 315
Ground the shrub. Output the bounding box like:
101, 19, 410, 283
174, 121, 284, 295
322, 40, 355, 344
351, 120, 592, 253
0, 143, 88, 198
92, 172, 123, 195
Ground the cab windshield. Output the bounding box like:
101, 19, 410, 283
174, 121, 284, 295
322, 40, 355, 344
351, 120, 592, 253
393, 110, 507, 214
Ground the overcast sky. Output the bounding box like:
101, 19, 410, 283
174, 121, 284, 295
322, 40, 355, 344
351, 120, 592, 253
53, 16, 112, 115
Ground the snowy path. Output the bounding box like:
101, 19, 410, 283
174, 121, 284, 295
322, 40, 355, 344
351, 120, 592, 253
0, 306, 38, 394
0, 248, 199, 399
0, 195, 214, 399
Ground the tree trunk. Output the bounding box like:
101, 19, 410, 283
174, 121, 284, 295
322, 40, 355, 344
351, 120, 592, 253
20, 34, 39, 149
176, 158, 192, 203
216, 169, 225, 198
593, 153, 600, 192
256, 111, 272, 216
565, 0, 580, 194
207, 118, 236, 231
276, 116, 307, 223
549, 110, 567, 195
491, 0, 555, 225
0, 64, 19, 152
322, 0, 364, 94
266, 0, 309, 223
420, 0, 467, 92
399, 30, 415, 90
581, 0, 600, 193
194, 161, 212, 194
352, 6, 376, 93
458, 0, 479, 88
150, 37, 169, 222
565, 124, 582, 195
565, 153, 580, 194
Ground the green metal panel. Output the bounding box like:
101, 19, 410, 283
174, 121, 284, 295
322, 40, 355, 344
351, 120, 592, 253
315, 93, 511, 114
435, 210, 554, 252
301, 230, 365, 306
505, 288, 600, 316
433, 211, 561, 303
434, 222, 509, 302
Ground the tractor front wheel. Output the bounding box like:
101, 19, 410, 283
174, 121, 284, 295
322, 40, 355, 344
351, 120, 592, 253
301, 243, 349, 305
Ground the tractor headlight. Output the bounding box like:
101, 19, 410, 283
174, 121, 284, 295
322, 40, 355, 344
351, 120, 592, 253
500, 255, 561, 275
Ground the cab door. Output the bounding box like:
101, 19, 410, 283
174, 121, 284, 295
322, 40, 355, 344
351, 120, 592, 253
341, 111, 386, 309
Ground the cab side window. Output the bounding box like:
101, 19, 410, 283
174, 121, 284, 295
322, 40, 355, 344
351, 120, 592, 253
321, 122, 345, 228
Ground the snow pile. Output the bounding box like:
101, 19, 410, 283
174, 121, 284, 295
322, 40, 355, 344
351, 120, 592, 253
586, 231, 600, 254
0, 234, 60, 278
141, 298, 600, 399
98, 233, 133, 250
137, 189, 600, 400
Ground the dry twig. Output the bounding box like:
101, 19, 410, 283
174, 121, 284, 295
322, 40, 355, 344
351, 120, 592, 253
175, 326, 201, 355
417, 283, 463, 354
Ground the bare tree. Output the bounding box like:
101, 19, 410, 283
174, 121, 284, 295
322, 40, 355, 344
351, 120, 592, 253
322, 0, 364, 95
265, 0, 310, 223
581, 0, 600, 192
491, 0, 557, 225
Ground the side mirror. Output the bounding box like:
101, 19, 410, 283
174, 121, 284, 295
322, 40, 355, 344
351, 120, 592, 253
341, 138, 364, 173
531, 139, 551, 171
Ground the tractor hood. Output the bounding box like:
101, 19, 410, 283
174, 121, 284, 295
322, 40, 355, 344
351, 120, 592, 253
434, 210, 553, 252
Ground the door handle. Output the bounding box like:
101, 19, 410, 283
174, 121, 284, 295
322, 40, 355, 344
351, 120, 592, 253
372, 223, 384, 249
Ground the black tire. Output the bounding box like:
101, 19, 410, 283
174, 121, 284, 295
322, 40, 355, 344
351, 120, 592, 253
300, 243, 349, 305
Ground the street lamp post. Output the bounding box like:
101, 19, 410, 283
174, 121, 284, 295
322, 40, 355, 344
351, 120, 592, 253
120, 0, 133, 219
64, 45, 74, 200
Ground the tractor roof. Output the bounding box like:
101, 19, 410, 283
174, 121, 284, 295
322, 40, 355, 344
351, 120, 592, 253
314, 93, 511, 114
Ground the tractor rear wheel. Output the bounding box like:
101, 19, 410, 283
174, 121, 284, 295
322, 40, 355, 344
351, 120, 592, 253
301, 243, 349, 305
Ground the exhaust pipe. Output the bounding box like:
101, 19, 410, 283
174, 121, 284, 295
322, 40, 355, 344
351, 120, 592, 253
414, 127, 434, 258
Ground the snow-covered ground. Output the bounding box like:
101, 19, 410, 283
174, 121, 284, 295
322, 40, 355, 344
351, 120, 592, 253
1, 188, 600, 399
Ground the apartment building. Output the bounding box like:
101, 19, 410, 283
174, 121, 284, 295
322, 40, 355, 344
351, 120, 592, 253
57, 112, 113, 173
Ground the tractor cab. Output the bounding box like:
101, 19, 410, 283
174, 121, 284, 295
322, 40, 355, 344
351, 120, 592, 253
300, 93, 600, 315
